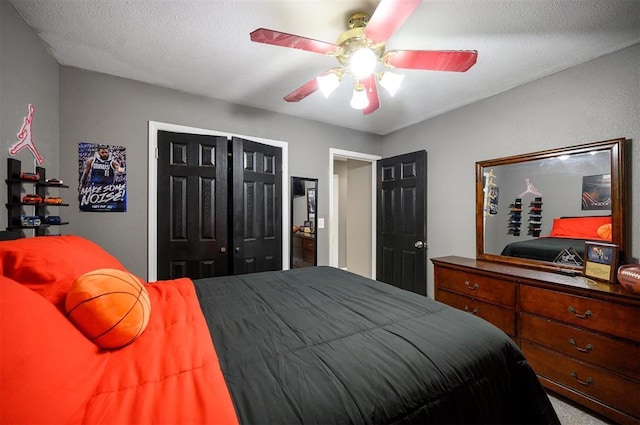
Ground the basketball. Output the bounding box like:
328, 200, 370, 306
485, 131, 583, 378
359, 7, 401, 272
65, 268, 151, 349
597, 223, 612, 240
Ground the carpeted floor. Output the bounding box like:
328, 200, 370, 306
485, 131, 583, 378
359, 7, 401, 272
547, 393, 612, 425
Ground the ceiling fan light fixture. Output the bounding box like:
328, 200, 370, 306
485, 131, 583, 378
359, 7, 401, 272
350, 83, 369, 110
251, 3, 476, 114
350, 47, 378, 78
316, 71, 341, 98
378, 71, 404, 97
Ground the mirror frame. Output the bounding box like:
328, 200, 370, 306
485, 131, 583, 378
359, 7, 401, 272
475, 138, 627, 273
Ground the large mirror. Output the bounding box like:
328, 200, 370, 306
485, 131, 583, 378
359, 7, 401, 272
476, 138, 627, 273
291, 177, 318, 268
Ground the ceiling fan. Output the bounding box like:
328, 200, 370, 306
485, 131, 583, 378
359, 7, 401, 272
250, 0, 477, 115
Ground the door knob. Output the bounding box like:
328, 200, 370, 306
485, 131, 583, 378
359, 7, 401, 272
414, 240, 426, 249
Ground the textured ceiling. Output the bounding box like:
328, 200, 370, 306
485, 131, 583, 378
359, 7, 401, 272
8, 0, 640, 135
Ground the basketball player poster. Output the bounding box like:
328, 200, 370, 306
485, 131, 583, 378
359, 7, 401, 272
78, 142, 127, 212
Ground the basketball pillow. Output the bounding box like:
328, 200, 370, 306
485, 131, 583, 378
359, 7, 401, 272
65, 269, 151, 349
596, 223, 612, 240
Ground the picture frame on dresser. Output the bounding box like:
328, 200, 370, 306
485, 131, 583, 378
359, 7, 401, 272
583, 241, 618, 283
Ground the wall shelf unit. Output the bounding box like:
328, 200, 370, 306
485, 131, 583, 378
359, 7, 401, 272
6, 158, 69, 237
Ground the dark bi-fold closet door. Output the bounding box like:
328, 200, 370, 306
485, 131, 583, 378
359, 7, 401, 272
156, 131, 282, 280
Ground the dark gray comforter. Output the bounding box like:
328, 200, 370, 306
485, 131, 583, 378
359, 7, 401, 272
501, 236, 588, 263
195, 266, 559, 424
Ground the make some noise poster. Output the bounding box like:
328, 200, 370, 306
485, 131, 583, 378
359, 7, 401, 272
78, 142, 127, 212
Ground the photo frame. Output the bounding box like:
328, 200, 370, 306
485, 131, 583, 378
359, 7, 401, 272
307, 187, 316, 218
583, 241, 618, 283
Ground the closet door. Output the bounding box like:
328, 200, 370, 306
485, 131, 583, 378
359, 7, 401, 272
157, 131, 229, 280
232, 137, 283, 274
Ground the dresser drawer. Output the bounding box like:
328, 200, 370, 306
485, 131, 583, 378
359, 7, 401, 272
436, 290, 516, 336
520, 285, 640, 342
522, 341, 640, 418
435, 267, 516, 307
520, 313, 640, 381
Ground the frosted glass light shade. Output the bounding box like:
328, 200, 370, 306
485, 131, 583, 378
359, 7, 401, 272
350, 48, 377, 78
379, 71, 404, 97
350, 84, 369, 110
316, 72, 341, 98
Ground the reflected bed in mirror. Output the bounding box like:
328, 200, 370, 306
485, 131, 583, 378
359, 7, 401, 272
291, 177, 318, 268
476, 138, 627, 273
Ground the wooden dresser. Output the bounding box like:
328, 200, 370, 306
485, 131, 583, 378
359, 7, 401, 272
432, 256, 640, 424
292, 233, 315, 268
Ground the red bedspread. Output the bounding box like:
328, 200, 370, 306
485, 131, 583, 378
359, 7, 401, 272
1, 275, 238, 425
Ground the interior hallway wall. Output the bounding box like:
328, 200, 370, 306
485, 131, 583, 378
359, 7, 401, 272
346, 159, 373, 278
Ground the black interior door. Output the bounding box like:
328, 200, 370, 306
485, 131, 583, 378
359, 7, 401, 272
376, 150, 427, 295
157, 131, 228, 280
232, 137, 283, 274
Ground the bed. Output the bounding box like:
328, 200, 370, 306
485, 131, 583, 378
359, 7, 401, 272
501, 216, 612, 264
1, 235, 559, 424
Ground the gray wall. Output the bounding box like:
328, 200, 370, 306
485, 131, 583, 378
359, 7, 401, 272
383, 43, 639, 295
57, 67, 382, 276
2, 2, 637, 297
1, 0, 59, 217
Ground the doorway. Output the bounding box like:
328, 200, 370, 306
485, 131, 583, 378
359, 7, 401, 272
329, 149, 381, 279
148, 121, 289, 281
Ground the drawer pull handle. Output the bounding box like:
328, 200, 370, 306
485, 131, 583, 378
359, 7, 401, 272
464, 305, 478, 315
570, 371, 594, 386
568, 306, 592, 319
464, 280, 480, 290
568, 338, 593, 353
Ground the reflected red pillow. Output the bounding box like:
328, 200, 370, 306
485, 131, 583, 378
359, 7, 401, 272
548, 216, 612, 240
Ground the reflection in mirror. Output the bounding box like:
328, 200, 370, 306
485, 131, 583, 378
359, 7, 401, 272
291, 177, 318, 268
476, 138, 626, 272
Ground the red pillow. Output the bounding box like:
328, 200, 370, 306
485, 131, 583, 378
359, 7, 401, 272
0, 275, 108, 423
548, 216, 612, 240
0, 235, 128, 310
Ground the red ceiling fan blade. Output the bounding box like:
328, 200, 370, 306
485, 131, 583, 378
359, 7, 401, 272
250, 28, 338, 55
364, 0, 422, 43
362, 75, 380, 115
383, 50, 478, 71
283, 78, 319, 102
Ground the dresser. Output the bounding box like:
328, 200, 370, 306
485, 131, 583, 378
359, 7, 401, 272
292, 233, 315, 268
432, 256, 640, 424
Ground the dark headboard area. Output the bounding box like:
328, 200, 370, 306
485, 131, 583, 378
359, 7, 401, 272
0, 230, 23, 241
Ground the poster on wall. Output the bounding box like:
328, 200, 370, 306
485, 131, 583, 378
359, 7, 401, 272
78, 142, 127, 212
487, 186, 499, 215
483, 169, 499, 216
581, 174, 611, 210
